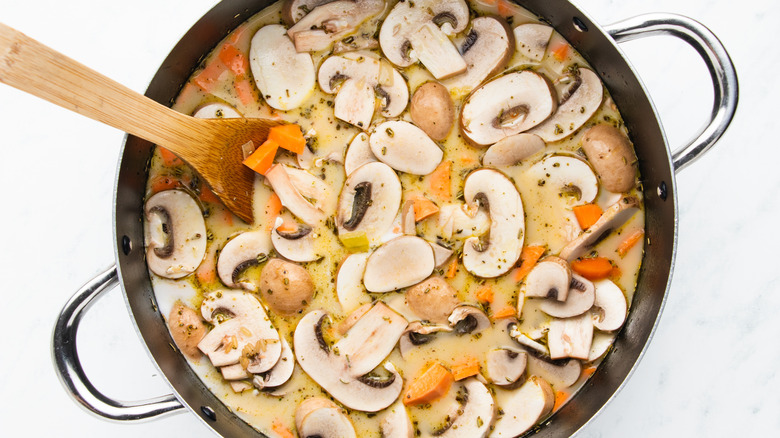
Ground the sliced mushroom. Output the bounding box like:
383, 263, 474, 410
460, 71, 556, 146
287, 0, 385, 52
492, 376, 554, 437
401, 200, 416, 235
220, 363, 249, 381
559, 195, 640, 261
461, 169, 525, 278
363, 236, 435, 292
259, 258, 315, 315
337, 302, 373, 336
548, 313, 593, 360
526, 155, 599, 206
295, 397, 357, 438
486, 348, 527, 387
293, 309, 404, 412
588, 331, 616, 361
482, 133, 545, 167
592, 279, 628, 332
253, 336, 295, 389
436, 378, 495, 437
192, 102, 241, 119
429, 242, 454, 267
334, 35, 380, 54
448, 304, 491, 335
336, 162, 402, 244
508, 322, 549, 357
443, 16, 514, 93
399, 321, 453, 359
168, 301, 206, 359
265, 164, 326, 226
336, 252, 371, 313
529, 68, 603, 142
282, 0, 333, 24
271, 217, 319, 262
513, 23, 553, 62
216, 230, 271, 291
581, 124, 638, 192
229, 381, 253, 393
144, 190, 207, 279
344, 132, 377, 176
410, 82, 454, 141
407, 21, 467, 79
249, 24, 315, 110
523, 256, 572, 302
438, 203, 491, 240
526, 355, 581, 389
284, 165, 336, 216
379, 0, 469, 67
405, 276, 460, 323
380, 400, 414, 438
370, 121, 444, 175
539, 273, 595, 318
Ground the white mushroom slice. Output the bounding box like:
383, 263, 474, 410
370, 121, 443, 175
559, 196, 640, 261
229, 381, 253, 393
486, 348, 527, 387
592, 279, 628, 332
513, 23, 553, 62
526, 155, 599, 206
282, 0, 334, 24
216, 230, 272, 291
461, 169, 524, 278
588, 331, 616, 361
294, 310, 404, 412
399, 322, 453, 359
443, 16, 513, 93
448, 305, 491, 335
539, 274, 595, 318
144, 190, 207, 279
271, 217, 319, 262
380, 400, 414, 438
336, 252, 371, 313
526, 355, 581, 389
438, 203, 491, 240
283, 166, 335, 215
192, 102, 241, 119
363, 236, 435, 292
337, 302, 373, 336
197, 306, 281, 369
509, 324, 549, 357
335, 78, 375, 130
437, 378, 495, 437
254, 336, 295, 389
407, 21, 467, 80
220, 363, 249, 381
429, 242, 454, 267
200, 289, 267, 322
379, 0, 470, 68
523, 256, 572, 302
295, 397, 357, 438
344, 132, 377, 176
401, 200, 416, 235
581, 124, 638, 192
492, 376, 554, 437
265, 164, 326, 226
287, 0, 385, 52
529, 68, 603, 142
249, 25, 315, 110
482, 133, 545, 167
460, 71, 556, 146
337, 162, 402, 245
548, 313, 593, 360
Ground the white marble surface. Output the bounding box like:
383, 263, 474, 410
0, 0, 776, 436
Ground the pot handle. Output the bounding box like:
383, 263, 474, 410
604, 13, 738, 173
52, 265, 185, 421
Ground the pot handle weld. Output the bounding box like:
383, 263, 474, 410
52, 265, 185, 421
604, 13, 738, 173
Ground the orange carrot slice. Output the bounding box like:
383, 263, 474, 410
492, 307, 517, 320
264, 193, 283, 232
218, 43, 248, 77
512, 245, 546, 283
243, 139, 279, 175
571, 257, 613, 280
268, 124, 306, 154
193, 59, 227, 93
150, 176, 181, 194
412, 196, 440, 221
158, 147, 182, 167
234, 76, 256, 106
403, 362, 453, 406
271, 419, 295, 438
445, 257, 458, 279
451, 356, 480, 381
429, 160, 452, 201
553, 390, 569, 412
572, 204, 603, 230
617, 229, 644, 257
475, 285, 494, 304
550, 42, 570, 61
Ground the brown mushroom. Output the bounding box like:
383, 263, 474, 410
581, 124, 638, 192
406, 276, 460, 323
168, 301, 206, 359
259, 258, 314, 314
410, 82, 455, 141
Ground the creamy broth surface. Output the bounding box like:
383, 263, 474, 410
145, 0, 646, 436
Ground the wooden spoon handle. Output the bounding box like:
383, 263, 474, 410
0, 23, 192, 150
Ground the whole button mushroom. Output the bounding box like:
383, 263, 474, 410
405, 276, 460, 323
168, 301, 206, 359
410, 82, 455, 141
259, 258, 315, 314
581, 124, 638, 193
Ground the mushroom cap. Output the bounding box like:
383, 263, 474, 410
370, 121, 444, 175
259, 258, 314, 315
492, 376, 554, 437
295, 397, 357, 438
168, 301, 206, 359
405, 276, 460, 323
448, 304, 491, 335
192, 102, 241, 119
344, 132, 377, 176
523, 256, 572, 302
282, 0, 334, 25
265, 164, 326, 226
482, 133, 545, 167
513, 23, 553, 62
410, 82, 455, 141
591, 279, 628, 331
548, 313, 594, 360
380, 400, 414, 438
336, 162, 402, 245
255, 336, 295, 389
286, 0, 385, 52
398, 321, 453, 359
216, 229, 272, 291
436, 378, 496, 437
249, 24, 315, 110
460, 70, 556, 146
144, 190, 207, 279
363, 236, 436, 293
581, 124, 638, 192
538, 273, 596, 318
271, 217, 319, 263
336, 252, 372, 314
486, 348, 527, 387
526, 154, 599, 206
443, 16, 514, 94
559, 195, 640, 261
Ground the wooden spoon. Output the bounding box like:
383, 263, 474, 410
0, 23, 280, 223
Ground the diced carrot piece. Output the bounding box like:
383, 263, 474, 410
551, 42, 570, 62
429, 160, 452, 201
276, 221, 298, 233
218, 43, 248, 77
445, 257, 458, 279
553, 390, 569, 412
572, 204, 603, 230
617, 229, 644, 257
497, 0, 515, 16
243, 139, 279, 175
268, 124, 306, 154
412, 196, 440, 221
610, 265, 622, 280
403, 362, 454, 406
475, 285, 494, 304
158, 147, 182, 167
234, 76, 256, 106
460, 154, 476, 165
571, 257, 613, 280
581, 366, 597, 380
264, 193, 283, 232
196, 249, 217, 285
193, 59, 227, 93
150, 176, 181, 194
512, 245, 546, 283
218, 205, 235, 228
492, 307, 517, 320
271, 418, 295, 438
451, 356, 480, 381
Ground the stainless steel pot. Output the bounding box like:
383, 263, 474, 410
52, 1, 738, 436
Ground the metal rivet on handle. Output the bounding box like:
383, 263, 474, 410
573, 16, 589, 32
201, 406, 217, 422
121, 235, 132, 255
657, 181, 668, 201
